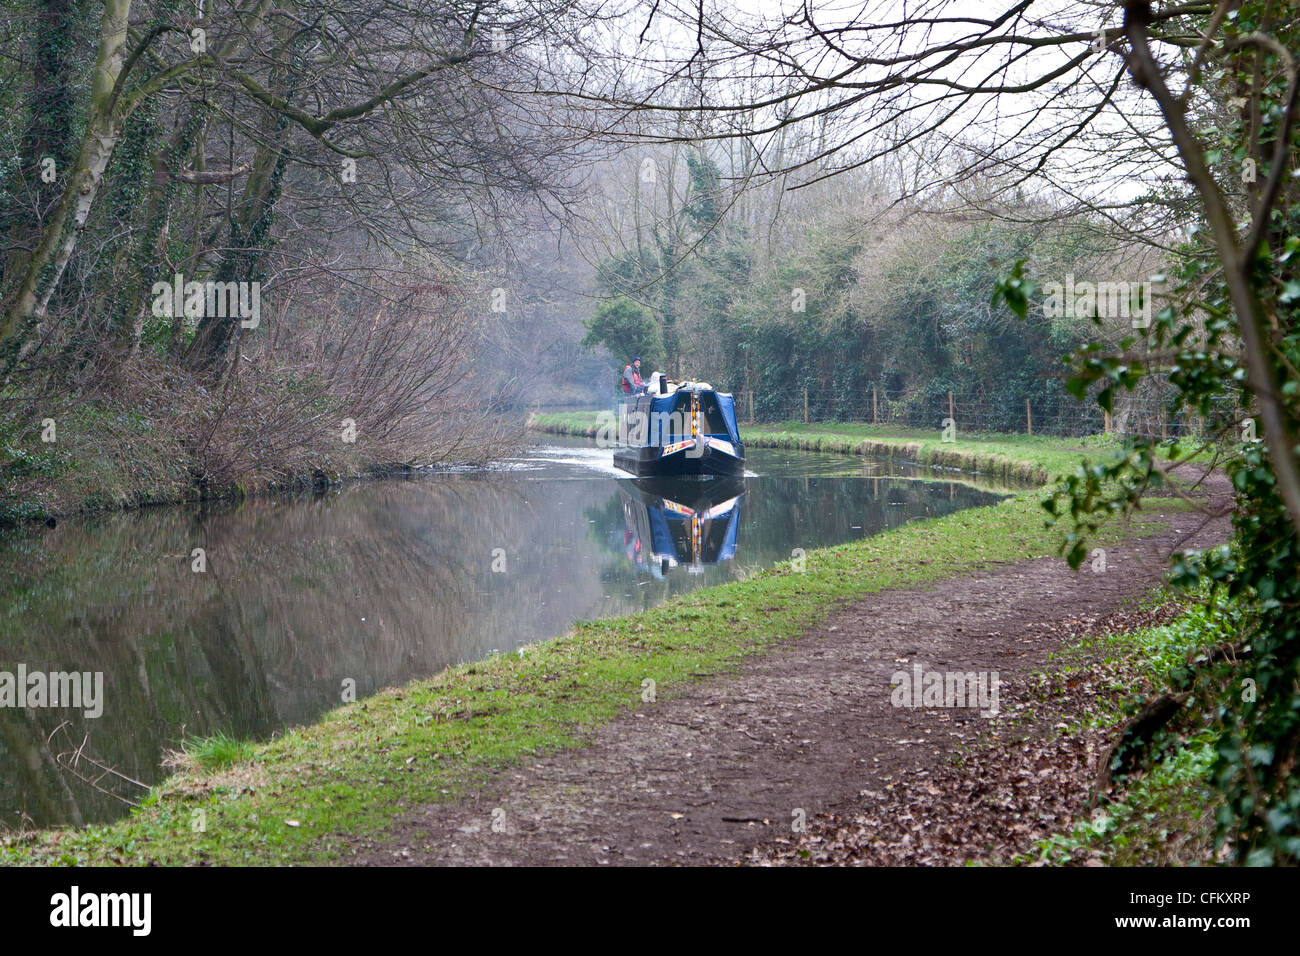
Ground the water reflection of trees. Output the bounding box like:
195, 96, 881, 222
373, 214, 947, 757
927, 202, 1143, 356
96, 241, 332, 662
0, 477, 619, 826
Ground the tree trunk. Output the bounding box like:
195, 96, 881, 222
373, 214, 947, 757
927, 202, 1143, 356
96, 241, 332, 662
185, 87, 291, 377
0, 0, 132, 354
112, 107, 208, 358
0, 0, 85, 301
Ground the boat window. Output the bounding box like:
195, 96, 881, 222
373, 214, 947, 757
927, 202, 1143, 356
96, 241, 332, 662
697, 393, 732, 437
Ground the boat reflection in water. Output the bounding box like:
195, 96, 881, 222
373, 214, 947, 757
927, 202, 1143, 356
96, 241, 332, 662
619, 476, 746, 577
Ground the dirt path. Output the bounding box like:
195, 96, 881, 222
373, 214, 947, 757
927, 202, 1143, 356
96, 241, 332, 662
355, 473, 1233, 866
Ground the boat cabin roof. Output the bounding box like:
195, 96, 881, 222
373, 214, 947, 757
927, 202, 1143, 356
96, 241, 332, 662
646, 373, 722, 396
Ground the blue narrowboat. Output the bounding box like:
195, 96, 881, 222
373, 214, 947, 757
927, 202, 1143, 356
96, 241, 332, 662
613, 377, 746, 478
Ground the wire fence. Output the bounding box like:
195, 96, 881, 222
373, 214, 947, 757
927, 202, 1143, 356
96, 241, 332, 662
725, 385, 1222, 440
532, 382, 1244, 441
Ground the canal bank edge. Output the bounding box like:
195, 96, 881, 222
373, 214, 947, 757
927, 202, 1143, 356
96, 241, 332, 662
3, 431, 1200, 864
526, 412, 1145, 486
0, 409, 522, 529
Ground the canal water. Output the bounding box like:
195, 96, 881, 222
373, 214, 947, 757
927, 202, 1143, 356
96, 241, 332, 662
0, 438, 1011, 827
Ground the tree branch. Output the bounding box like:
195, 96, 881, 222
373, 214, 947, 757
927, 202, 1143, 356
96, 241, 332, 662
1124, 0, 1300, 541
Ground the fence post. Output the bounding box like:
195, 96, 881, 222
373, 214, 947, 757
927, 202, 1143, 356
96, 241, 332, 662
803, 387, 809, 424
948, 390, 954, 430
1025, 398, 1032, 436
872, 386, 878, 424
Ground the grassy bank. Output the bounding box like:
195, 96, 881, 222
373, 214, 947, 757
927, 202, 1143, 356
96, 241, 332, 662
3, 434, 1197, 863
528, 412, 1127, 485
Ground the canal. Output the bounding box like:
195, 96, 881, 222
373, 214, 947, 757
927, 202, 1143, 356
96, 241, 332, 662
0, 437, 1011, 827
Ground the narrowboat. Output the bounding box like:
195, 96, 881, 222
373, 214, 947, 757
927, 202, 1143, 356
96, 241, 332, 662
613, 377, 746, 478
